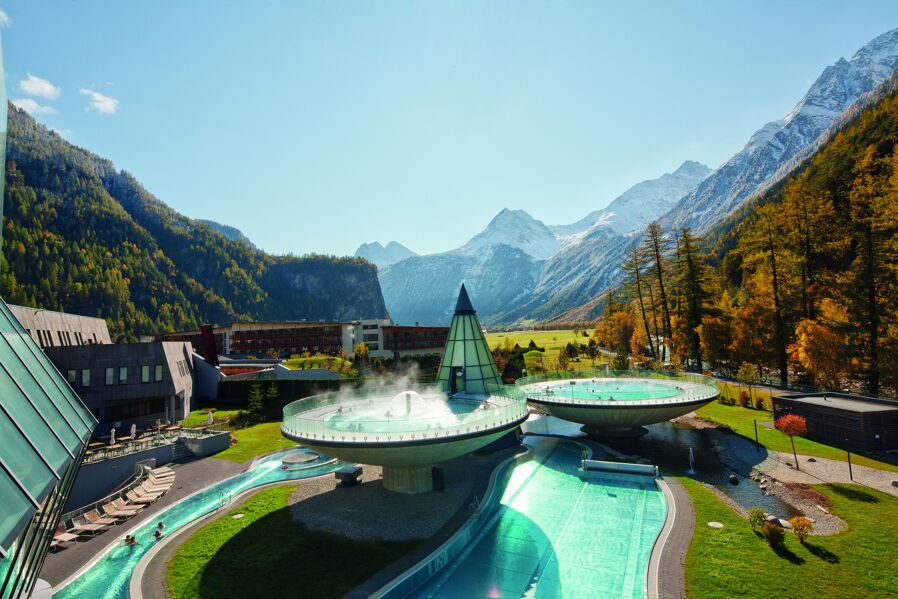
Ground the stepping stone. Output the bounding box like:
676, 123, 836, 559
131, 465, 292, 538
232, 513, 244, 519
708, 521, 724, 529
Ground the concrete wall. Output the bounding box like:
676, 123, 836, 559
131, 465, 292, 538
193, 352, 221, 401
181, 431, 230, 457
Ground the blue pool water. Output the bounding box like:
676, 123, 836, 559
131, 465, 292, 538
54, 449, 344, 599
532, 379, 683, 401
411, 439, 667, 598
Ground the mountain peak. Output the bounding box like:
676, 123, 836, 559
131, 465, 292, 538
462, 209, 558, 260
354, 240, 417, 268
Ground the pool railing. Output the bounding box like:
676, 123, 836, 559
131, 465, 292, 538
516, 370, 719, 406
281, 384, 529, 444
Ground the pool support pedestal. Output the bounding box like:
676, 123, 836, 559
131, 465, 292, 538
383, 465, 434, 494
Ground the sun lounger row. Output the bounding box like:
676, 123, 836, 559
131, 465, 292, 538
50, 469, 175, 551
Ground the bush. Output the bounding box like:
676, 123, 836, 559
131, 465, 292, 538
789, 516, 813, 543
761, 522, 785, 548
739, 390, 751, 408
754, 394, 766, 410
748, 508, 766, 532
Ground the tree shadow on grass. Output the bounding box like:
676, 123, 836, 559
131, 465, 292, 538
804, 542, 840, 563
826, 485, 879, 503
771, 544, 805, 564
752, 531, 805, 565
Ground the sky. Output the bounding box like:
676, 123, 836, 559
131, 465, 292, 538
2, 2, 898, 257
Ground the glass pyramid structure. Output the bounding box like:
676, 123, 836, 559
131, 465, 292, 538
436, 285, 503, 395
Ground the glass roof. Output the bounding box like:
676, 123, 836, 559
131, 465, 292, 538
436, 285, 503, 395
0, 37, 96, 556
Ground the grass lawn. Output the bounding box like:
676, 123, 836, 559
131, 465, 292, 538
283, 355, 353, 373
181, 408, 243, 428
214, 422, 297, 463
696, 401, 898, 473
681, 477, 898, 598
167, 485, 418, 599
484, 328, 605, 371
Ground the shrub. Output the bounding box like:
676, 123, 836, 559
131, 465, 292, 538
754, 394, 765, 410
761, 522, 785, 548
739, 390, 751, 408
748, 508, 766, 532
789, 516, 813, 543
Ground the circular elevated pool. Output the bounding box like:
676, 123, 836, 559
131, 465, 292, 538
281, 386, 529, 494
520, 376, 719, 434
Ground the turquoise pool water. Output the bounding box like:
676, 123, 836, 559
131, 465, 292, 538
410, 440, 666, 598
321, 393, 493, 434
53, 449, 344, 599
530, 379, 684, 401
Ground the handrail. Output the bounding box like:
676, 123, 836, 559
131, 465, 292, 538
515, 370, 719, 406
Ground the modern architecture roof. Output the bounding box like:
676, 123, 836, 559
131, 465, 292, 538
778, 393, 898, 413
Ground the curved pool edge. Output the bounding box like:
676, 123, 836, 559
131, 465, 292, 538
369, 445, 536, 598
128, 471, 336, 599
52, 448, 336, 597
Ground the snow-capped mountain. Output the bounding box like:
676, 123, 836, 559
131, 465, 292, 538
550, 160, 711, 238
378, 26, 898, 327
354, 241, 418, 268
460, 208, 560, 260
663, 27, 898, 233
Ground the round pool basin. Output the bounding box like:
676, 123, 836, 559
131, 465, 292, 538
282, 388, 529, 493
521, 377, 719, 432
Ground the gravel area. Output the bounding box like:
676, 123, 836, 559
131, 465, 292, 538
290, 453, 493, 541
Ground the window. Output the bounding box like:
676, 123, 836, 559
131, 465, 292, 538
105, 367, 114, 385
118, 366, 128, 384
141, 365, 150, 383
81, 369, 90, 387
154, 364, 163, 382
66, 370, 77, 385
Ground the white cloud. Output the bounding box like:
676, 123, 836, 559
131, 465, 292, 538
11, 98, 57, 115
80, 88, 119, 115
0, 10, 11, 28
20, 73, 60, 100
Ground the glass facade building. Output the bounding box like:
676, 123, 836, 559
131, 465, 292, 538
0, 36, 96, 598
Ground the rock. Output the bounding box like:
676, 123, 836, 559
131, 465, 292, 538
232, 513, 244, 519
806, 517, 815, 523
728, 474, 739, 485
807, 457, 817, 462
766, 515, 779, 524
891, 480, 898, 488
708, 521, 724, 529
816, 504, 830, 514
778, 518, 792, 529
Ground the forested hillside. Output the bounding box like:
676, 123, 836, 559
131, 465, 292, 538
598, 88, 898, 397
0, 105, 388, 339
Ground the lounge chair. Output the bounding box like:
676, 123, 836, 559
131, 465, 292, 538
140, 481, 170, 495
126, 490, 158, 505
113, 498, 144, 513
148, 474, 174, 487
68, 516, 107, 536
151, 466, 174, 476
50, 524, 78, 551
85, 510, 119, 526
102, 501, 140, 518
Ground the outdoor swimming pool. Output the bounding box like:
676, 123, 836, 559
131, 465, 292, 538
409, 438, 667, 598
528, 379, 685, 401
53, 449, 344, 599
